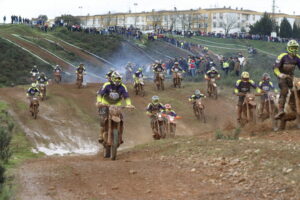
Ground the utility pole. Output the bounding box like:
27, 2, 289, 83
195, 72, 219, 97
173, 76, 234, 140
272, 0, 275, 18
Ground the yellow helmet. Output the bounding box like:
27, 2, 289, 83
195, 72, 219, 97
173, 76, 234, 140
241, 71, 250, 79
287, 40, 299, 55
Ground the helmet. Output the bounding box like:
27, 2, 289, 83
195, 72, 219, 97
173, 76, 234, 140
165, 104, 172, 109
195, 89, 201, 95
174, 62, 179, 65
211, 67, 216, 71
155, 60, 159, 64
138, 67, 143, 72
109, 68, 115, 73
241, 71, 250, 79
41, 72, 45, 77
80, 63, 84, 66
287, 40, 299, 55
262, 73, 270, 80
111, 71, 122, 85
152, 96, 159, 104
55, 64, 59, 68
31, 83, 37, 87
33, 65, 37, 68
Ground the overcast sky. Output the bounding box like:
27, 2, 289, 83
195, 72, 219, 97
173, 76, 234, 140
0, 0, 299, 20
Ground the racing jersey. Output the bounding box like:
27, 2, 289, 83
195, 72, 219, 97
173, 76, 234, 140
205, 70, 220, 79
274, 53, 300, 76
97, 82, 131, 106
146, 103, 165, 114
36, 76, 48, 84
27, 87, 40, 97
234, 79, 257, 94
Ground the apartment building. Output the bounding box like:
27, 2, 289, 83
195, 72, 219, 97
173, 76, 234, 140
78, 7, 300, 34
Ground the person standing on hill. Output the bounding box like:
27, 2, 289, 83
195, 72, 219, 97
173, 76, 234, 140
274, 40, 300, 120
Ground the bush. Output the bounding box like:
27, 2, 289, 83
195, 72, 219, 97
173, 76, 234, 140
215, 128, 240, 140
0, 107, 13, 194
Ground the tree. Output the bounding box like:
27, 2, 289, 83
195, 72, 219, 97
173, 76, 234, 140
292, 22, 300, 39
55, 15, 80, 26
279, 17, 293, 38
249, 12, 275, 35
220, 13, 238, 35
38, 15, 48, 25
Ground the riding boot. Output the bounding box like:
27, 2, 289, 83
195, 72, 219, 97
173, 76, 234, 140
98, 127, 105, 143
275, 103, 285, 120
237, 105, 242, 125
258, 102, 264, 118
173, 78, 176, 87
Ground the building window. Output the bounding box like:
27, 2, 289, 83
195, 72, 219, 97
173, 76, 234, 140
213, 22, 216, 28
237, 22, 240, 28
213, 13, 216, 19
253, 15, 255, 20
219, 13, 223, 19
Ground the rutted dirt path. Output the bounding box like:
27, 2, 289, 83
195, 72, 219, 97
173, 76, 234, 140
1, 82, 300, 199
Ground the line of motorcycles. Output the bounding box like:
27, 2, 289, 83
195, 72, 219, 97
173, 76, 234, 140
29, 70, 63, 119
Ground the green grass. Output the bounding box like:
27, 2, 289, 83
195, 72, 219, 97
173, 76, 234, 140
0, 101, 43, 200
51, 27, 122, 59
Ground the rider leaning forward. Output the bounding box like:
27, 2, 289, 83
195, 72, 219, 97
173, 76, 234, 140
273, 40, 300, 119
234, 71, 257, 123
96, 71, 134, 144
257, 73, 277, 118
146, 96, 165, 138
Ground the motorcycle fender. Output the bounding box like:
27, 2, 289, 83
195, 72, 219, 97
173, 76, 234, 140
249, 101, 256, 106
112, 116, 121, 123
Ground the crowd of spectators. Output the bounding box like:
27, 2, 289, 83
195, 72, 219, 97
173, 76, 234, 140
10, 15, 31, 24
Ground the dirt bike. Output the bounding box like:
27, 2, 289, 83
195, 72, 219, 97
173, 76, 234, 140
76, 73, 84, 89
54, 71, 62, 84
163, 114, 181, 138
258, 91, 278, 130
101, 105, 132, 160
155, 72, 165, 91
172, 70, 183, 88
152, 112, 167, 140
30, 72, 39, 82
38, 84, 47, 101
207, 78, 218, 99
293, 77, 300, 129
192, 99, 206, 123
30, 97, 39, 119
134, 77, 145, 96
237, 93, 257, 126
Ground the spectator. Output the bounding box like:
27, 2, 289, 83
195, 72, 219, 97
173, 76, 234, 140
234, 57, 241, 77
3, 16, 6, 24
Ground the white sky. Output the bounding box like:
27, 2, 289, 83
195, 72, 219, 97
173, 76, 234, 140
0, 0, 299, 20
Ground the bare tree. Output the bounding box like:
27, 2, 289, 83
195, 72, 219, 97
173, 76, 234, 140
150, 11, 162, 31
220, 13, 238, 35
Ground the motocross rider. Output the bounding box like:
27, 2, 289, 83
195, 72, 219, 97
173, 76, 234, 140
26, 83, 40, 109
234, 71, 257, 123
273, 40, 300, 119
162, 104, 177, 117
171, 62, 184, 86
54, 64, 62, 73
96, 71, 134, 144
30, 65, 39, 75
146, 96, 165, 139
132, 68, 144, 88
76, 63, 86, 75
257, 73, 277, 118
106, 68, 115, 81
36, 73, 49, 85
205, 67, 220, 93
153, 61, 165, 82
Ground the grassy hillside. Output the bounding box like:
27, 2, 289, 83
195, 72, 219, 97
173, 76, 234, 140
0, 38, 52, 87
52, 27, 122, 59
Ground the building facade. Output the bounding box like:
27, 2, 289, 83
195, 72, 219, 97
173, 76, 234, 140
78, 7, 300, 34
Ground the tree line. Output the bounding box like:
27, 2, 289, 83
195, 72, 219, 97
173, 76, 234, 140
249, 12, 300, 38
